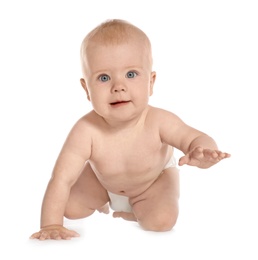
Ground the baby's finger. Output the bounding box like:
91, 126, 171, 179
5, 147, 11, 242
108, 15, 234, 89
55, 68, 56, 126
203, 149, 217, 158
39, 231, 50, 240
67, 230, 80, 237
30, 232, 41, 239
225, 152, 231, 158
178, 155, 189, 166
50, 230, 62, 240
217, 151, 231, 160
60, 229, 80, 240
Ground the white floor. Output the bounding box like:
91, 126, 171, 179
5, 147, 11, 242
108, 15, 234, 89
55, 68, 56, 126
1, 1, 257, 259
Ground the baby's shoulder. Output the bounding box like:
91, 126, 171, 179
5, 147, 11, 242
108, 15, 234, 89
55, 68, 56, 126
147, 106, 178, 120
72, 110, 100, 130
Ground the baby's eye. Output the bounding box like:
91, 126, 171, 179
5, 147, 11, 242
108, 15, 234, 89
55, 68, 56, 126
98, 74, 110, 82
126, 71, 137, 78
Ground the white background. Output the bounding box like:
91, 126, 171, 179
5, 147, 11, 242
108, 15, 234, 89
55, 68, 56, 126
0, 0, 257, 259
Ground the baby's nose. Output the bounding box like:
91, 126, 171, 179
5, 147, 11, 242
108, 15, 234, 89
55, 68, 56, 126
112, 81, 126, 92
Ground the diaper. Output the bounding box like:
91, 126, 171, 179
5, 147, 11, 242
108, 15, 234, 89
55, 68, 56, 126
164, 155, 177, 170
108, 192, 132, 213
108, 156, 177, 213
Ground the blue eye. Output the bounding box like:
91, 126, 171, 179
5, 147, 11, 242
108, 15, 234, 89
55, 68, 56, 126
99, 74, 110, 82
126, 71, 137, 78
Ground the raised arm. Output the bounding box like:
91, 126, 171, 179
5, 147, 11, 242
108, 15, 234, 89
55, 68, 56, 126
158, 108, 230, 169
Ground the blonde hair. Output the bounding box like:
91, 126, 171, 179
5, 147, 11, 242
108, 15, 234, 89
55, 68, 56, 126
80, 19, 153, 72
82, 19, 150, 45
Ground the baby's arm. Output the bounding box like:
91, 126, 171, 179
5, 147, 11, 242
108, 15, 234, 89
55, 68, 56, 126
159, 109, 230, 169
30, 119, 91, 240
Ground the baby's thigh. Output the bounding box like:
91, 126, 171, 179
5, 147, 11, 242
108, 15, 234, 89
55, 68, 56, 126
130, 167, 180, 230
66, 162, 109, 215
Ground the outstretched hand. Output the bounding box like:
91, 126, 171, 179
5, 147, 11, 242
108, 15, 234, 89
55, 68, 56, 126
30, 225, 80, 240
178, 146, 230, 169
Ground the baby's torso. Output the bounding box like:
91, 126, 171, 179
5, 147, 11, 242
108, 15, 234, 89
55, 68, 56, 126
87, 113, 173, 197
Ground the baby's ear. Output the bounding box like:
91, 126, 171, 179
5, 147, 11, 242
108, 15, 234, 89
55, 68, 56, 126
149, 71, 156, 96
80, 78, 91, 101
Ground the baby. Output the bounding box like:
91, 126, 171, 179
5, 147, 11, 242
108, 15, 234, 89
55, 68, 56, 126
30, 19, 230, 240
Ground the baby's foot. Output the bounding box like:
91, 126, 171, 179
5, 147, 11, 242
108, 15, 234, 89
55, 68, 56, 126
113, 211, 137, 222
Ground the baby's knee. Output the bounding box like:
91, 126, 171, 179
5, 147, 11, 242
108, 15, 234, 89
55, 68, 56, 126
64, 209, 82, 220
64, 206, 95, 220
140, 210, 178, 232
64, 212, 78, 220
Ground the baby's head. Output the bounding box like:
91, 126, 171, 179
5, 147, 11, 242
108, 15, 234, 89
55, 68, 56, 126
80, 20, 156, 120
80, 19, 153, 77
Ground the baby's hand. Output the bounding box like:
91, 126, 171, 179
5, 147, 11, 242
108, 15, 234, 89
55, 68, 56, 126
179, 146, 230, 169
30, 225, 80, 240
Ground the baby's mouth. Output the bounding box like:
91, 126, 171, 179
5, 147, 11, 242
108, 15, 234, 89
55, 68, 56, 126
110, 100, 130, 106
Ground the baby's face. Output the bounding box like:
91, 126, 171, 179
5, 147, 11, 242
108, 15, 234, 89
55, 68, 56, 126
82, 40, 155, 123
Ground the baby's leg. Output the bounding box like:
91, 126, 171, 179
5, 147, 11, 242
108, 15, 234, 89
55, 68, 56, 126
129, 167, 179, 231
64, 161, 110, 219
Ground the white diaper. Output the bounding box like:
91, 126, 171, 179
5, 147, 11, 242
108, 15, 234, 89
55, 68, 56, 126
108, 192, 132, 212
108, 156, 177, 213
164, 155, 177, 170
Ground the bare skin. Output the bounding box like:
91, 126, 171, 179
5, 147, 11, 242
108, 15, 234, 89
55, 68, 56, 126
30, 107, 230, 240
30, 20, 230, 240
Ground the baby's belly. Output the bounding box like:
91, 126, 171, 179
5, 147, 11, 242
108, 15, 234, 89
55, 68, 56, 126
101, 176, 157, 198
91, 163, 165, 198
89, 145, 173, 197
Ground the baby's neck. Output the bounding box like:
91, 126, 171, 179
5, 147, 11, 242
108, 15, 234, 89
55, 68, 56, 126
101, 106, 150, 132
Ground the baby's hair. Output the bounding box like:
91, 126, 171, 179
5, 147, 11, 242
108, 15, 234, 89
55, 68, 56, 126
80, 19, 153, 74
82, 19, 150, 46
80, 19, 153, 75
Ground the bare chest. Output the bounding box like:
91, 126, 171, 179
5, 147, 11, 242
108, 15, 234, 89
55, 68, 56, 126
90, 131, 165, 176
